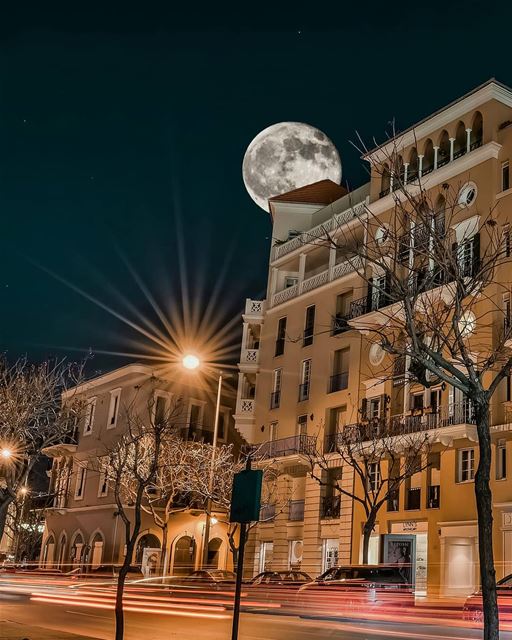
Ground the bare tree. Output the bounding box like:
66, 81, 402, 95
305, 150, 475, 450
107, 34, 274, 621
301, 131, 509, 639
96, 390, 180, 640
0, 358, 85, 543
308, 417, 433, 564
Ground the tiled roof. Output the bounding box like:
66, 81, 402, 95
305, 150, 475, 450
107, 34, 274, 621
268, 179, 347, 206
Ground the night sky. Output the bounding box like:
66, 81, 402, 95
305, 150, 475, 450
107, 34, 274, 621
2, 2, 512, 372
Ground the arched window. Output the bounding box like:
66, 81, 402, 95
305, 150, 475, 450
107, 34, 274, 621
454, 121, 466, 158
206, 538, 223, 569
408, 148, 419, 181
438, 130, 450, 166
423, 139, 434, 174
57, 532, 67, 569
135, 533, 161, 565
173, 536, 196, 575
70, 532, 84, 565
90, 531, 105, 570
380, 163, 391, 197
472, 111, 483, 148
43, 535, 56, 567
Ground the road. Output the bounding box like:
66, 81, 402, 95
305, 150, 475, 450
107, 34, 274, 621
0, 588, 507, 640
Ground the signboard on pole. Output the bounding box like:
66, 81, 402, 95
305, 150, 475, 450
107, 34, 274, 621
229, 468, 263, 523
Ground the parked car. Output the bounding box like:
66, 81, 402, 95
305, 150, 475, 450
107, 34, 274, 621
249, 571, 312, 587
297, 565, 414, 616
463, 573, 512, 623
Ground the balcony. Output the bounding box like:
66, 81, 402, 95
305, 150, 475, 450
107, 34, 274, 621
240, 348, 259, 365
332, 313, 350, 335
427, 485, 440, 509
254, 434, 316, 460
271, 202, 366, 262
244, 298, 265, 319
377, 138, 483, 200
236, 398, 255, 415
298, 382, 310, 402
271, 256, 363, 308
321, 495, 341, 519
329, 372, 349, 393
289, 499, 305, 521
270, 391, 281, 409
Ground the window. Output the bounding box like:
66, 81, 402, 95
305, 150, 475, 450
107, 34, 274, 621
303, 305, 315, 347
98, 458, 109, 497
297, 414, 308, 437
83, 398, 96, 435
74, 463, 87, 500
329, 348, 349, 392
503, 225, 511, 257
457, 448, 475, 482
271, 369, 282, 409
154, 392, 170, 425
333, 292, 352, 334
269, 421, 278, 441
504, 294, 511, 333
507, 374, 512, 404
458, 182, 477, 208
275, 317, 287, 357
188, 403, 203, 439
411, 392, 424, 412
299, 359, 311, 401
367, 397, 381, 419
217, 410, 228, 440
367, 462, 381, 492
497, 439, 507, 480
502, 161, 510, 192
107, 389, 121, 429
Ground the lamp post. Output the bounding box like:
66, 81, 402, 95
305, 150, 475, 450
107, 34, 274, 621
182, 354, 223, 569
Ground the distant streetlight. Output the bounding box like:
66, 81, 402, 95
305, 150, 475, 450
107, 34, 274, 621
182, 353, 223, 568
19, 486, 28, 495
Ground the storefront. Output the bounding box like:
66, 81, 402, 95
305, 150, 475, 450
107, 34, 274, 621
385, 520, 428, 596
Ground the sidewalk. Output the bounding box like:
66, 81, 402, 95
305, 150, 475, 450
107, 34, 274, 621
0, 620, 101, 640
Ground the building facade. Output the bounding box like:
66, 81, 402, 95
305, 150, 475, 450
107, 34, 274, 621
40, 363, 241, 575
235, 79, 512, 596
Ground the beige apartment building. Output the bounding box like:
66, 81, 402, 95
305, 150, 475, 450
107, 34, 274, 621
40, 363, 241, 575
235, 79, 512, 596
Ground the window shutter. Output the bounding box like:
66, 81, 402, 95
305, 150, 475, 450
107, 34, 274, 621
366, 277, 373, 313
360, 398, 368, 420
380, 394, 388, 419
472, 232, 480, 275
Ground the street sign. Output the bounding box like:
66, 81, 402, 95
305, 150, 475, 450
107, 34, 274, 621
230, 468, 263, 523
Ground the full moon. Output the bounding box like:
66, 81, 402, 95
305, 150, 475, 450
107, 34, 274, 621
242, 122, 342, 212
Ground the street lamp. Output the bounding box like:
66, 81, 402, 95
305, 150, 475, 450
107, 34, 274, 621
182, 353, 223, 569
1, 448, 13, 460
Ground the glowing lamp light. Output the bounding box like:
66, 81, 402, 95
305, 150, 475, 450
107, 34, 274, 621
182, 354, 200, 370
211, 517, 218, 525
1, 448, 12, 460
20, 486, 28, 495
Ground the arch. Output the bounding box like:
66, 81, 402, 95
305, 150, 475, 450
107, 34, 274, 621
453, 121, 466, 157
89, 529, 105, 570
42, 533, 56, 567
472, 111, 483, 147
206, 538, 223, 569
438, 130, 450, 166
392, 154, 404, 188
57, 531, 68, 570
408, 148, 419, 181
69, 530, 85, 565
380, 163, 391, 196
422, 139, 434, 174
135, 533, 161, 565
172, 535, 197, 575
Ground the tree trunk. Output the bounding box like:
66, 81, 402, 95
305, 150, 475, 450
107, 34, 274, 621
474, 401, 499, 640
115, 505, 142, 640
362, 513, 377, 565
159, 523, 168, 576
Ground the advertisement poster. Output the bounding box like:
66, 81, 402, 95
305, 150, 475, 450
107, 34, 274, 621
383, 534, 416, 587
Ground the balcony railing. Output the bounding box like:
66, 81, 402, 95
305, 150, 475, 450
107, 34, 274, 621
270, 391, 281, 409
427, 485, 440, 509
332, 313, 350, 335
321, 495, 341, 519
289, 499, 305, 521
237, 398, 255, 414
298, 382, 310, 402
244, 299, 265, 316
254, 434, 316, 460
271, 202, 366, 262
271, 257, 363, 308
378, 139, 483, 200
329, 372, 349, 393
241, 348, 259, 364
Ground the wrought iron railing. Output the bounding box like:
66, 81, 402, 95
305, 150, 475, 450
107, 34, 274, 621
321, 495, 341, 519
329, 372, 349, 393
254, 434, 316, 460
